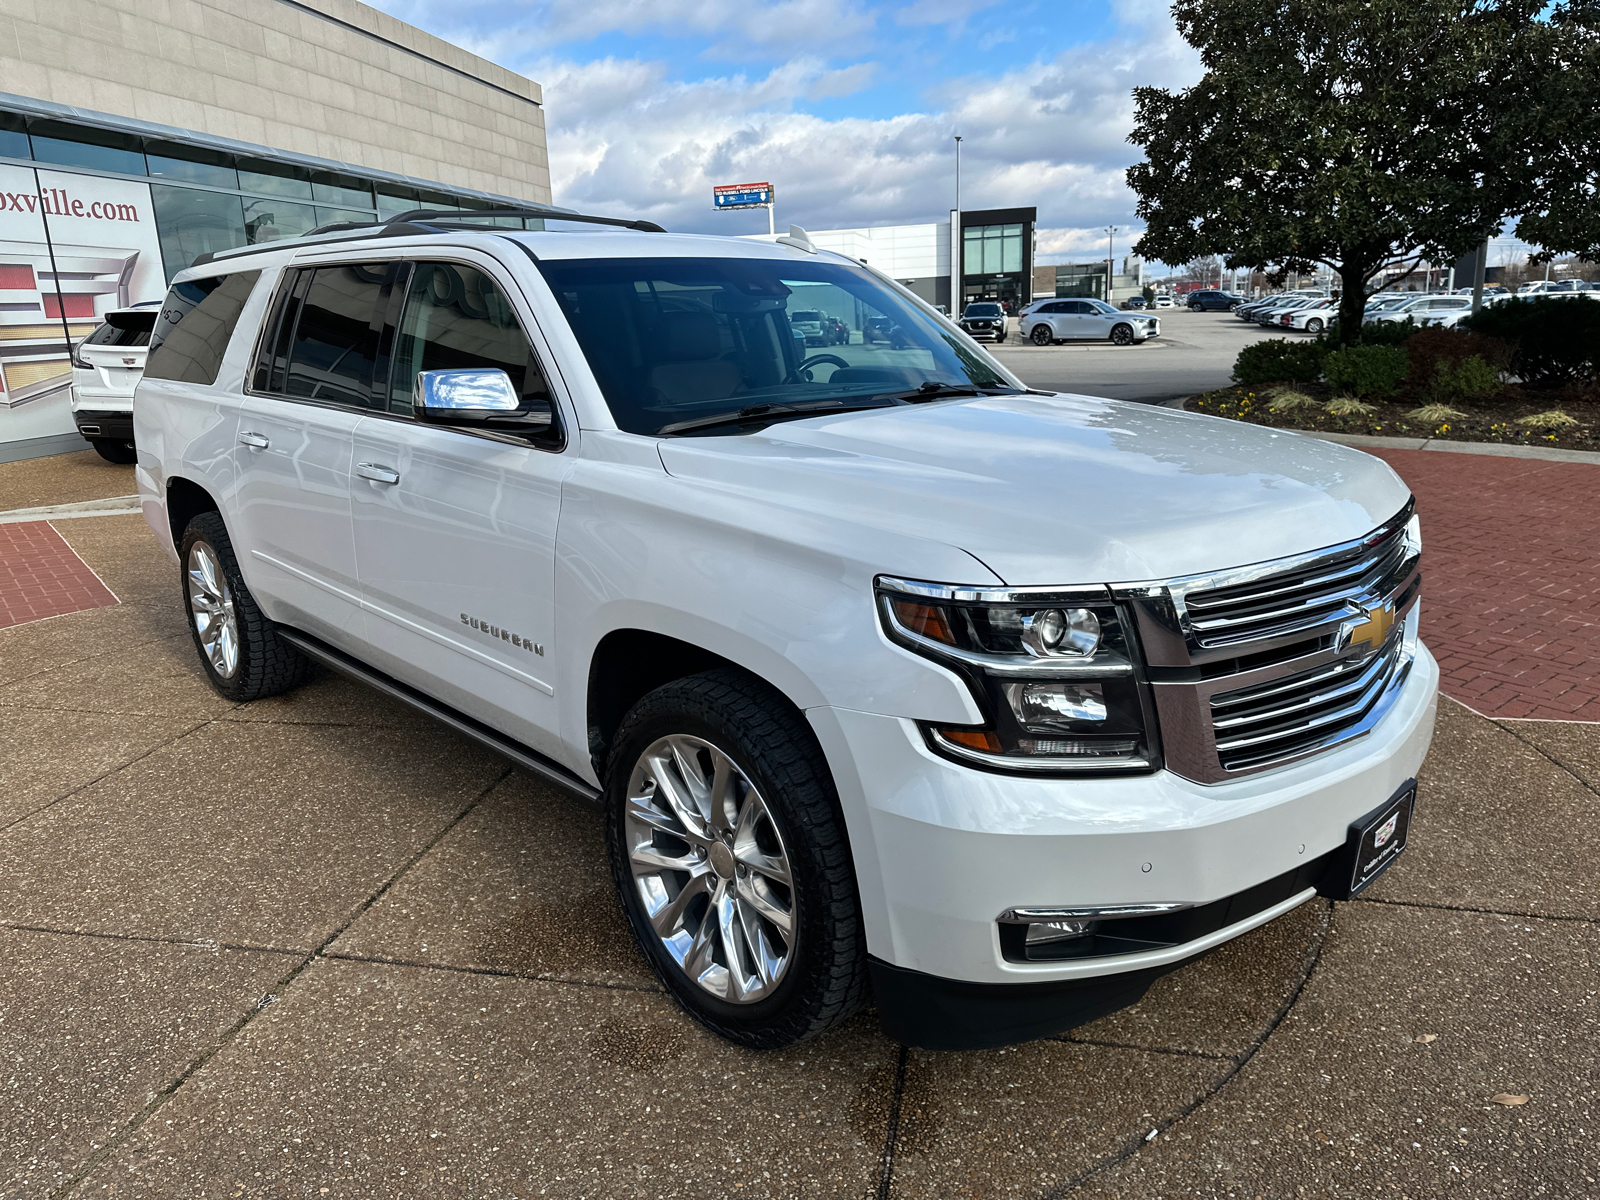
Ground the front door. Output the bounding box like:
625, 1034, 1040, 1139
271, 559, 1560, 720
233, 261, 392, 647
350, 256, 572, 760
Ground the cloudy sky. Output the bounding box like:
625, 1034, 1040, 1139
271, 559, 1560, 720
370, 0, 1201, 264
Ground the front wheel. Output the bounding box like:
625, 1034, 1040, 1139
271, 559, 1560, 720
1030, 324, 1053, 346
1110, 324, 1136, 346
606, 669, 867, 1049
91, 438, 136, 464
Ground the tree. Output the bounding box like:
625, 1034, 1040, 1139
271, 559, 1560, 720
1516, 0, 1600, 259
1127, 0, 1570, 342
1181, 255, 1223, 287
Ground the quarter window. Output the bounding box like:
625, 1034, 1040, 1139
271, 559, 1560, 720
386, 262, 557, 443
145, 271, 261, 385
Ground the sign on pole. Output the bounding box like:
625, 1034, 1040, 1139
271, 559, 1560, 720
713, 182, 774, 210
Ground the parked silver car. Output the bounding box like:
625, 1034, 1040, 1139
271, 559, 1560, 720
1021, 298, 1159, 345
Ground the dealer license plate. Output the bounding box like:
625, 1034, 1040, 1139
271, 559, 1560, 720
1347, 784, 1415, 896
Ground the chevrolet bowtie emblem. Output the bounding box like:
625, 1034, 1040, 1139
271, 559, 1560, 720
1344, 600, 1397, 652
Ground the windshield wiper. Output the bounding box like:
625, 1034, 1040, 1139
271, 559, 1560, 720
869, 381, 1024, 404
656, 399, 902, 436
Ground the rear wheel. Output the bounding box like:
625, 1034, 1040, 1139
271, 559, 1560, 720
1030, 324, 1053, 346
606, 669, 867, 1049
1110, 323, 1135, 346
91, 439, 136, 464
1306, 318, 1325, 335
179, 512, 315, 702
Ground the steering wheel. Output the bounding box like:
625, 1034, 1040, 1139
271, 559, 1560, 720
788, 353, 851, 383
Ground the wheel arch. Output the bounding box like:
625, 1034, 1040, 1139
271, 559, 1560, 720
166, 475, 221, 552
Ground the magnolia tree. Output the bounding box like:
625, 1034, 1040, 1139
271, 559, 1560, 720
1127, 0, 1591, 343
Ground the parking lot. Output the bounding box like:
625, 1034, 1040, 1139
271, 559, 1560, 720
993, 308, 1282, 402
0, 437, 1595, 1198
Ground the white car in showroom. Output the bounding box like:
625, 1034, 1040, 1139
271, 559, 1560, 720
1021, 298, 1160, 345
69, 302, 161, 463
133, 211, 1435, 1051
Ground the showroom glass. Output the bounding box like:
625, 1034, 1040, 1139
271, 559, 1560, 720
963, 224, 1023, 275
237, 163, 315, 201
0, 112, 28, 160
145, 271, 262, 385
386, 261, 555, 438
151, 187, 249, 279
535, 256, 1015, 436
243, 198, 318, 244
146, 143, 239, 190
284, 264, 390, 407
28, 120, 146, 176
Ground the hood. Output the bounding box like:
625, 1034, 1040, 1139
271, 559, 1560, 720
656, 394, 1411, 586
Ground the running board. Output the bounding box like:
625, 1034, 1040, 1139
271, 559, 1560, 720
277, 629, 602, 808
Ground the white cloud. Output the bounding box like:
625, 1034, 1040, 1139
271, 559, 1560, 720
533, 8, 1198, 259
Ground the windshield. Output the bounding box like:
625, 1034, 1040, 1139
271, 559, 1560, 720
537, 255, 1020, 435
964, 303, 1002, 316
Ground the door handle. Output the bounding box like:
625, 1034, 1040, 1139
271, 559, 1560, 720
355, 462, 401, 485
239, 431, 269, 449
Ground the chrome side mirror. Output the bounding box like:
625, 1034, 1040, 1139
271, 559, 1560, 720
414, 368, 522, 417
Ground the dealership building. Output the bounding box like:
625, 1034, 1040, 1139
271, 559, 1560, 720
756, 207, 1038, 314
0, 0, 552, 461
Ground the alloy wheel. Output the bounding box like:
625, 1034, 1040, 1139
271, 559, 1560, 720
1031, 324, 1052, 345
624, 735, 796, 1004
1111, 324, 1135, 345
186, 541, 240, 679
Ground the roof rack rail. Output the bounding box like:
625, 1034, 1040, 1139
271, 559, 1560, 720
191, 206, 665, 269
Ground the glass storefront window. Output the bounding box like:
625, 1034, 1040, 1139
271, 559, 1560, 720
147, 143, 238, 190
311, 176, 374, 210
237, 160, 315, 201
377, 189, 421, 218
0, 112, 27, 161
963, 224, 1023, 276
151, 185, 247, 281
244, 197, 318, 244
315, 206, 376, 227
28, 121, 146, 176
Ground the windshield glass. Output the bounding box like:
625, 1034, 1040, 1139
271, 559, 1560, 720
964, 303, 1002, 316
537, 255, 1019, 435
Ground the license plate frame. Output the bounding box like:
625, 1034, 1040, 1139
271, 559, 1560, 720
1344, 782, 1416, 898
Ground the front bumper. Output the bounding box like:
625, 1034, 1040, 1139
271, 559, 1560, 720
808, 643, 1438, 1043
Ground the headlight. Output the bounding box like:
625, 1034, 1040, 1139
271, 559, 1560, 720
877, 578, 1157, 773
1403, 513, 1422, 557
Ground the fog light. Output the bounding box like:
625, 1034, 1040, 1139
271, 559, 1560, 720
1025, 919, 1099, 945
1004, 680, 1107, 730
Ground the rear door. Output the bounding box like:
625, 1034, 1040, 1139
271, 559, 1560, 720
233, 259, 396, 647
349, 253, 573, 759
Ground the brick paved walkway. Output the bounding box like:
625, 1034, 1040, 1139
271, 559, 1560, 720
1369, 448, 1600, 722
0, 520, 118, 629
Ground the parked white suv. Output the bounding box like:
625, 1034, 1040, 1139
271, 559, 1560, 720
134, 211, 1438, 1051
70, 302, 160, 463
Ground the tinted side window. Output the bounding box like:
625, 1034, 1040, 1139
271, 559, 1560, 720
145, 271, 262, 385
284, 264, 388, 407
387, 262, 556, 441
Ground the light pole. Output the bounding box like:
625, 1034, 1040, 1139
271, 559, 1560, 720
1105, 225, 1117, 303
952, 135, 963, 314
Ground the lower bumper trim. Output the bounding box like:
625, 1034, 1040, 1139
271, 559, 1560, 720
870, 955, 1186, 1050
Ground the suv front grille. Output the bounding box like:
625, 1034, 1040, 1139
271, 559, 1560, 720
1209, 630, 1408, 772
1182, 522, 1409, 649
1119, 504, 1422, 784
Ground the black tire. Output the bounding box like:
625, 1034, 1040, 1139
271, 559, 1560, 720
605, 668, 868, 1049
1030, 324, 1053, 346
92, 439, 136, 464
1110, 323, 1135, 346
1228, 301, 1241, 311
1306, 318, 1325, 335
994, 332, 1006, 343
179, 511, 315, 702
1188, 303, 1202, 312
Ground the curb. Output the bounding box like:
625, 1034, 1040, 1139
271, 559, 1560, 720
0, 494, 141, 525
1174, 398, 1600, 465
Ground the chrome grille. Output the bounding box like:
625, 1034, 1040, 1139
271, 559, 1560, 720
1209, 631, 1407, 772
1118, 503, 1423, 784
1181, 523, 1409, 649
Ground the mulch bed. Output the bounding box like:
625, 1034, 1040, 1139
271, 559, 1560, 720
1188, 382, 1600, 450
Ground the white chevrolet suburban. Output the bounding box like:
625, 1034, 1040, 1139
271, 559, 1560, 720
134, 210, 1437, 1051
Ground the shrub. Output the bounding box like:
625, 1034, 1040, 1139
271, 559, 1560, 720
1404, 328, 1508, 403
1323, 344, 1409, 397
1266, 386, 1321, 413
1516, 409, 1579, 429
1355, 318, 1418, 347
1232, 338, 1329, 387
1406, 402, 1469, 422
1326, 395, 1377, 415
1462, 297, 1600, 385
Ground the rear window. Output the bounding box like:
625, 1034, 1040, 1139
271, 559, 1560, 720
82, 312, 156, 349
145, 271, 262, 385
